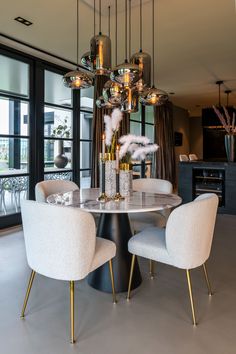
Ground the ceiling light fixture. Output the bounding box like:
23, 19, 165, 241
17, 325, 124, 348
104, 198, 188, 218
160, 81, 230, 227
110, 0, 141, 87
225, 89, 232, 107
140, 0, 168, 106
14, 16, 33, 26
90, 0, 111, 75
130, 0, 151, 92
63, 0, 93, 89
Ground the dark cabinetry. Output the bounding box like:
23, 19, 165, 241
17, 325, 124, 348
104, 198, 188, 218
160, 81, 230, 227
178, 161, 236, 214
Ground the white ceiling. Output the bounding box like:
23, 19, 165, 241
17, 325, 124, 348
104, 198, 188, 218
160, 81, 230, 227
0, 0, 236, 116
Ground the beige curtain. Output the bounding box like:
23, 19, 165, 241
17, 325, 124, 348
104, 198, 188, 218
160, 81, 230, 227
91, 76, 130, 188
153, 101, 176, 186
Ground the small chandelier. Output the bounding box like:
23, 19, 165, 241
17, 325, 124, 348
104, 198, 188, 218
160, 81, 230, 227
63, 0, 93, 89
130, 0, 151, 92
110, 0, 141, 87
140, 0, 168, 106
90, 0, 111, 75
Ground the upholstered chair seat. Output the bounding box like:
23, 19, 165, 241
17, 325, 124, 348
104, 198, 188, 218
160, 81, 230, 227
20, 200, 117, 343
127, 193, 219, 325
35, 180, 79, 203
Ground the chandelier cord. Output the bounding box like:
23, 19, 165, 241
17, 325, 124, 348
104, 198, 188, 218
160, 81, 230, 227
108, 5, 111, 37
140, 0, 142, 51
94, 0, 95, 36
115, 0, 118, 66
125, 0, 128, 61
129, 0, 131, 61
152, 0, 155, 87
76, 0, 79, 66
99, 0, 101, 34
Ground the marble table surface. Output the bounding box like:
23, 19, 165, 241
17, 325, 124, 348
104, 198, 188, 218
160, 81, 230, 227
47, 188, 182, 214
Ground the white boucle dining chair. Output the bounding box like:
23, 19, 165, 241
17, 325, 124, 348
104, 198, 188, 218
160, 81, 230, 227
127, 193, 218, 325
35, 180, 78, 203
20, 200, 116, 344
179, 154, 189, 161
130, 178, 173, 277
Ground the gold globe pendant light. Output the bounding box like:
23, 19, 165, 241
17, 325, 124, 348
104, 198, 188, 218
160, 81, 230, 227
102, 0, 124, 107
130, 0, 151, 92
121, 0, 139, 113
63, 0, 93, 89
140, 0, 168, 106
110, 0, 141, 87
90, 0, 111, 75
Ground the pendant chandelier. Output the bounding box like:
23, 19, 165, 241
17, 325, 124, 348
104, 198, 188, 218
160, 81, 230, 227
63, 0, 93, 89
90, 0, 111, 75
130, 0, 151, 92
110, 0, 141, 87
140, 0, 168, 106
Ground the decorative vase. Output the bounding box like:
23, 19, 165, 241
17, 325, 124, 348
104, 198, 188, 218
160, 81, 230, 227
225, 134, 236, 162
100, 153, 116, 198
119, 163, 133, 197
54, 140, 68, 168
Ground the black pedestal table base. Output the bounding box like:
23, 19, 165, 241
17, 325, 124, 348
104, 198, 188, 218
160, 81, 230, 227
88, 213, 142, 293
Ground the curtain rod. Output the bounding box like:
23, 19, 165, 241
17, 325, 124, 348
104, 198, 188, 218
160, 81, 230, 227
0, 33, 89, 71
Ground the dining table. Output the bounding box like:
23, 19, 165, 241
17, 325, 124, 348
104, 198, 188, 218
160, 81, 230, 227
47, 188, 182, 293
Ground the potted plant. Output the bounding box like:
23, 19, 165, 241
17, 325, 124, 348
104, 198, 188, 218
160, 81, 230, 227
51, 118, 71, 168
213, 106, 236, 162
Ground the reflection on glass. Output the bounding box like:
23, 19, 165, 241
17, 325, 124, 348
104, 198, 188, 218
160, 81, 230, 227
0, 55, 29, 97
130, 104, 141, 121
44, 70, 72, 107
80, 112, 93, 140
44, 140, 72, 170
44, 172, 72, 181
0, 138, 28, 173
145, 106, 154, 124
80, 142, 91, 169
0, 97, 29, 136
146, 124, 154, 143
44, 106, 72, 138
0, 176, 28, 216
132, 164, 141, 179
80, 170, 91, 189
130, 121, 141, 136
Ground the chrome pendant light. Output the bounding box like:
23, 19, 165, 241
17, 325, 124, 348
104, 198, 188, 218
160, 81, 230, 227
140, 0, 168, 105
121, 0, 139, 113
96, 96, 113, 108
110, 0, 141, 87
63, 0, 93, 89
130, 0, 151, 92
90, 0, 111, 75
102, 0, 124, 107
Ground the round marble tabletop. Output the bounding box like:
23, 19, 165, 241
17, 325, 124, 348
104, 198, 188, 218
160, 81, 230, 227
47, 188, 182, 214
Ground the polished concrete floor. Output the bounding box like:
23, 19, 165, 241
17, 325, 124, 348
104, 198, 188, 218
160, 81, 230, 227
0, 214, 236, 354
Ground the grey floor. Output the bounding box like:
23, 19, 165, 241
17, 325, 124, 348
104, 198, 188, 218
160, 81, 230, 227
0, 214, 236, 354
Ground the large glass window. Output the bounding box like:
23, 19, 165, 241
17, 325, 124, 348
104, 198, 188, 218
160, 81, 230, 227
44, 70, 73, 181
0, 55, 30, 218
130, 105, 155, 178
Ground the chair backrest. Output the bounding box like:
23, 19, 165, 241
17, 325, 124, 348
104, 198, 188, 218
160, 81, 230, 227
21, 200, 96, 281
35, 180, 78, 202
165, 193, 218, 269
179, 154, 189, 162
133, 178, 173, 194
189, 154, 198, 161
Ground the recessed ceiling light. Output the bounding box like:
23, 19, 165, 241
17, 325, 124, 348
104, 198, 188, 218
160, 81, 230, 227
169, 92, 175, 95
14, 16, 33, 26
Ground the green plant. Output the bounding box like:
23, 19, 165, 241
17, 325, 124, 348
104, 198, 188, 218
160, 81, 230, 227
51, 118, 71, 138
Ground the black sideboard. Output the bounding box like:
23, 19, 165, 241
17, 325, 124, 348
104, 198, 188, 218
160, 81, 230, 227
178, 161, 236, 215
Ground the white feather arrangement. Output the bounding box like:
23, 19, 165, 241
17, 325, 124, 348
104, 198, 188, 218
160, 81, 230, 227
119, 134, 159, 161
103, 108, 124, 149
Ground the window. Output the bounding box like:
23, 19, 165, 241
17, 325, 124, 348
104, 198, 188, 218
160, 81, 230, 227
0, 54, 30, 219
130, 105, 155, 178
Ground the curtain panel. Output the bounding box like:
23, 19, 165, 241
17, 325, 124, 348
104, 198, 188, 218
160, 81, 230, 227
153, 101, 176, 186
91, 76, 130, 188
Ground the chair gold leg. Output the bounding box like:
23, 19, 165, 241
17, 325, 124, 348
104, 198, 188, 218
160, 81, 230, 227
127, 255, 136, 301
108, 259, 117, 304
202, 263, 213, 296
70, 281, 75, 344
20, 270, 36, 318
186, 270, 197, 326
149, 259, 154, 279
